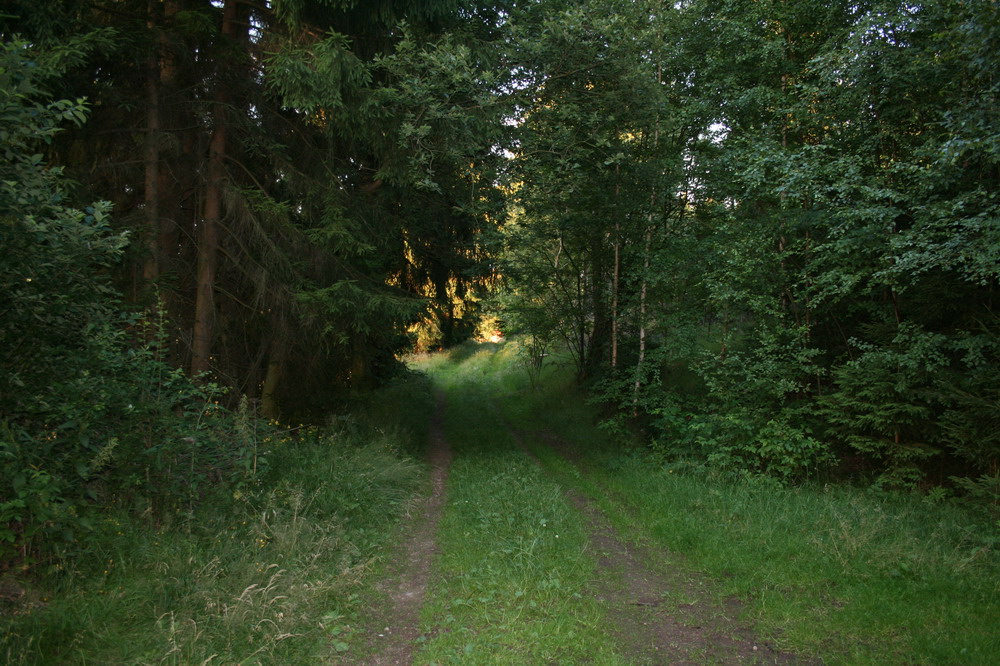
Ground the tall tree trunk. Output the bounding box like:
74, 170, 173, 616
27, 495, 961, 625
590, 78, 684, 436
156, 0, 181, 310
633, 224, 652, 415
432, 263, 453, 346
190, 145, 222, 376
611, 164, 621, 370
585, 232, 610, 379
142, 0, 161, 286
261, 337, 284, 420
634, 64, 662, 412
191, 0, 239, 377
350, 332, 373, 390
611, 220, 620, 369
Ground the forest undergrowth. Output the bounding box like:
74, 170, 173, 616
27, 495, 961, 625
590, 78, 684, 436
0, 375, 432, 665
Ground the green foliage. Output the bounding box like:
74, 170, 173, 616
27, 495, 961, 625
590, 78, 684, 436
0, 41, 280, 564
0, 38, 126, 560
663, 411, 831, 484
939, 327, 1000, 477
500, 0, 1000, 493
265, 31, 370, 119
493, 293, 560, 388
4, 0, 506, 426
0, 308, 281, 562
0, 40, 126, 413
819, 326, 950, 487
372, 25, 505, 190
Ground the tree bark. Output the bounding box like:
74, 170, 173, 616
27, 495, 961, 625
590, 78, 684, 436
432, 262, 453, 346
611, 164, 621, 370
191, 0, 239, 377
261, 338, 284, 420
634, 64, 662, 412
350, 332, 373, 390
633, 224, 652, 415
585, 231, 610, 379
156, 0, 181, 304
142, 0, 161, 286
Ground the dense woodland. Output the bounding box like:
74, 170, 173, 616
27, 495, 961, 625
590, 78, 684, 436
2, 0, 998, 566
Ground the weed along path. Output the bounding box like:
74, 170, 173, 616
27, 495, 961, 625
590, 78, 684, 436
363, 391, 453, 665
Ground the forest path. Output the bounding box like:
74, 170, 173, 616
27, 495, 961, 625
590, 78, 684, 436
360, 392, 452, 666
525, 429, 809, 665
353, 371, 808, 664
342, 345, 996, 664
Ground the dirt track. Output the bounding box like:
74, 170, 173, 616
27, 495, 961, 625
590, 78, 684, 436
362, 392, 452, 666
355, 394, 810, 665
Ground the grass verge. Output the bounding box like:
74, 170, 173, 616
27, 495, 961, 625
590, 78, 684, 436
0, 374, 432, 665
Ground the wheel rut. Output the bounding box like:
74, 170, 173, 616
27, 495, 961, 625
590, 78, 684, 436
355, 392, 452, 666
519, 428, 813, 665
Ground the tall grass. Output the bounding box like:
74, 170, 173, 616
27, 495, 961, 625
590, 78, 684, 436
579, 464, 1000, 663
0, 376, 431, 664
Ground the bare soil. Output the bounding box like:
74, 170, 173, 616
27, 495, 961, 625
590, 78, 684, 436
355, 392, 452, 666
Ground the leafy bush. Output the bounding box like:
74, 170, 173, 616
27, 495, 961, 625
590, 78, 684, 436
0, 411, 425, 664
653, 409, 830, 483
1, 37, 124, 562
818, 325, 951, 487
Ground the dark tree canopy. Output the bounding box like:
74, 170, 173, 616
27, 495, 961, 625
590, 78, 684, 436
1, 0, 998, 564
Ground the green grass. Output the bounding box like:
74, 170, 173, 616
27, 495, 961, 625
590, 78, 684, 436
423, 340, 1000, 665
580, 465, 1000, 664
410, 347, 627, 664
0, 374, 432, 665
8, 343, 996, 664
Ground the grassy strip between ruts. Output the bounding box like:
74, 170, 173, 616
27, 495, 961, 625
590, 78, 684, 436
411, 350, 626, 664
466, 339, 1000, 665
0, 374, 432, 665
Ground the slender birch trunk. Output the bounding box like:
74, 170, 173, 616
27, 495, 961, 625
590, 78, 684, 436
633, 223, 652, 415
633, 64, 662, 413
611, 164, 621, 369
